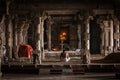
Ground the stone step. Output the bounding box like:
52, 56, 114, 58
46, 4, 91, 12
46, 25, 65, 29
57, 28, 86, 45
50, 69, 63, 74
39, 68, 85, 75
2, 64, 120, 74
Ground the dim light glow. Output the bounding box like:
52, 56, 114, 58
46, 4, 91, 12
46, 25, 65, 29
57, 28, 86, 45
60, 31, 67, 42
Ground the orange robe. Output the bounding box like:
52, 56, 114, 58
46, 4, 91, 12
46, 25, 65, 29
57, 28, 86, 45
18, 44, 33, 59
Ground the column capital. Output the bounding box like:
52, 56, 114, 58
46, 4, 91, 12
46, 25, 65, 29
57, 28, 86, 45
46, 16, 54, 25
97, 15, 113, 24
75, 10, 94, 24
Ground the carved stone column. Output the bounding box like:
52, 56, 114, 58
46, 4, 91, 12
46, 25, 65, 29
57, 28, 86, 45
97, 15, 114, 56
0, 15, 5, 77
85, 17, 91, 50
48, 21, 51, 50
40, 17, 45, 61
76, 13, 83, 50
77, 11, 92, 64
83, 16, 91, 64
5, 15, 13, 60
77, 24, 81, 49
99, 22, 105, 55
0, 15, 6, 60
34, 14, 46, 64
0, 15, 6, 46
103, 20, 114, 55
13, 15, 18, 59
46, 16, 53, 50
103, 21, 110, 55
110, 20, 114, 52
113, 17, 119, 52
35, 17, 43, 64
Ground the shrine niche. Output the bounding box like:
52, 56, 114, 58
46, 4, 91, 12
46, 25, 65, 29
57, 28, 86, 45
59, 27, 68, 50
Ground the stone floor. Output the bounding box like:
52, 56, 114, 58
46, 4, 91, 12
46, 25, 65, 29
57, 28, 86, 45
1, 73, 119, 80
1, 54, 120, 80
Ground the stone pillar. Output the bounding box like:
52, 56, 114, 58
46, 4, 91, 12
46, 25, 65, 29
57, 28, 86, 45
48, 22, 51, 51
76, 13, 83, 50
13, 29, 18, 59
13, 16, 18, 59
0, 15, 6, 46
35, 17, 41, 51
104, 29, 109, 55
40, 17, 44, 60
83, 17, 91, 64
99, 18, 114, 56
5, 15, 13, 60
103, 21, 109, 55
77, 24, 81, 49
35, 16, 45, 64
99, 23, 105, 55
46, 17, 53, 50
77, 11, 92, 64
113, 18, 119, 52
86, 19, 90, 50
0, 15, 5, 77
103, 20, 109, 55
110, 20, 114, 52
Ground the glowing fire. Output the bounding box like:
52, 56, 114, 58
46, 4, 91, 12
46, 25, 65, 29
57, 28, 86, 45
60, 32, 67, 42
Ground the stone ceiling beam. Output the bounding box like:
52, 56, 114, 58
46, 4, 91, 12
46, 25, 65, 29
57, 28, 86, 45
46, 10, 79, 15
93, 9, 114, 15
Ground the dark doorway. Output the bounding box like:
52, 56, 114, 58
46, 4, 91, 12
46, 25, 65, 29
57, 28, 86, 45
90, 17, 101, 54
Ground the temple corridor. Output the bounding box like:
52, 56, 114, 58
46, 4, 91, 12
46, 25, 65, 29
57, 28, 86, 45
0, 0, 120, 78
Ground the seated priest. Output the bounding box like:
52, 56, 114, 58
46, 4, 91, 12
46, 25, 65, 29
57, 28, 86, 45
60, 50, 70, 62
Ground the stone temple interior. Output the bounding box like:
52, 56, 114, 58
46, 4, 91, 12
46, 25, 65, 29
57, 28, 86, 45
1, 0, 120, 65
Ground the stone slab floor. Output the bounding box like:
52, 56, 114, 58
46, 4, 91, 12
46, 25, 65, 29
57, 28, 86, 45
1, 73, 119, 80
